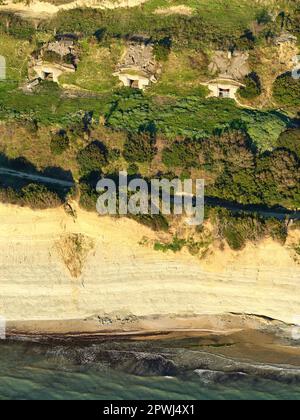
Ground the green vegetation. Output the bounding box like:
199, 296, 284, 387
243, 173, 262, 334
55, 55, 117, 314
0, 183, 63, 209
277, 128, 300, 159
273, 73, 300, 107
0, 0, 298, 229
50, 130, 70, 155
162, 130, 300, 209
0, 12, 35, 39
77, 141, 108, 176
154, 236, 186, 253
107, 90, 289, 151
239, 72, 262, 100
78, 181, 99, 211
130, 213, 169, 232
0, 33, 32, 81
123, 130, 157, 163
210, 208, 288, 250
0, 81, 109, 125
60, 40, 122, 92
153, 38, 171, 62
151, 50, 209, 97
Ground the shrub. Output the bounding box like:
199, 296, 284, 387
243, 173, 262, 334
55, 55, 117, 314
239, 72, 262, 99
77, 141, 108, 175
273, 73, 300, 106
21, 183, 62, 209
211, 208, 289, 250
108, 148, 121, 163
153, 38, 172, 62
123, 131, 157, 163
154, 236, 185, 253
78, 182, 98, 211
256, 10, 272, 25
50, 130, 70, 155
63, 53, 76, 65
162, 139, 203, 168
266, 218, 288, 245
256, 149, 300, 208
130, 213, 169, 232
43, 50, 62, 63
127, 163, 139, 175
277, 128, 300, 159
0, 183, 62, 209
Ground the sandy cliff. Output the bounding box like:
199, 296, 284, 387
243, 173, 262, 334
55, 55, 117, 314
0, 202, 299, 328
0, 0, 148, 18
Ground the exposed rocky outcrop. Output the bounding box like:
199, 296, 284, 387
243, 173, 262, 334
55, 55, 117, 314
208, 50, 250, 81
114, 42, 161, 89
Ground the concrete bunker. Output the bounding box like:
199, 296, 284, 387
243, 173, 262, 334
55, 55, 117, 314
204, 77, 245, 101
114, 42, 161, 90
30, 35, 78, 85
202, 50, 250, 101
33, 62, 75, 83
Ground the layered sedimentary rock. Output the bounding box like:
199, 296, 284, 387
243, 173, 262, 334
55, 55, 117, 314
0, 203, 299, 325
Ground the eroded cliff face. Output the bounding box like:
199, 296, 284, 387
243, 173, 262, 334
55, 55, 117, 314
0, 202, 299, 325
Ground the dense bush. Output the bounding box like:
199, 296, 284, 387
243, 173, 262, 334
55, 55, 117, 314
162, 139, 203, 168
106, 90, 288, 151
239, 72, 262, 99
50, 130, 70, 155
162, 129, 300, 209
127, 163, 139, 176
78, 182, 98, 211
108, 148, 121, 163
0, 183, 62, 209
129, 214, 169, 232
43, 50, 62, 63
256, 149, 300, 208
210, 208, 288, 250
277, 128, 300, 159
79, 180, 169, 231
256, 9, 272, 25
273, 72, 300, 106
46, 8, 252, 49
77, 141, 108, 175
123, 131, 157, 163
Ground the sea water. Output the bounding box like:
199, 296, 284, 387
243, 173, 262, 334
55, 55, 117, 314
0, 339, 300, 400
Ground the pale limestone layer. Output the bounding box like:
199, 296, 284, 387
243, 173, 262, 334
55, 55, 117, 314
0, 203, 299, 324
0, 0, 148, 18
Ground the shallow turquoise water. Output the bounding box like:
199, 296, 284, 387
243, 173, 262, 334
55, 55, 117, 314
1, 340, 300, 400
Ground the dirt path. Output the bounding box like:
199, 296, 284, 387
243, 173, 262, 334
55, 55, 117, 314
0, 0, 148, 19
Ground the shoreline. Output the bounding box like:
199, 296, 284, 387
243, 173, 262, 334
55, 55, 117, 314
4, 312, 289, 340
5, 313, 300, 371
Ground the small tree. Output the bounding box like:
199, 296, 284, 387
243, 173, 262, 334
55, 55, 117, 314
77, 141, 108, 175
123, 131, 157, 163
50, 130, 70, 155
239, 72, 262, 100
273, 72, 300, 106
277, 129, 300, 159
